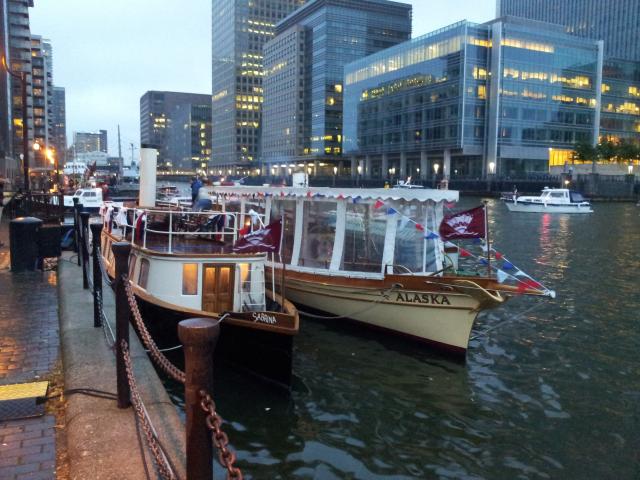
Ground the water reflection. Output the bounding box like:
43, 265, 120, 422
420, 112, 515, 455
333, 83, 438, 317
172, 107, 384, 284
165, 200, 640, 479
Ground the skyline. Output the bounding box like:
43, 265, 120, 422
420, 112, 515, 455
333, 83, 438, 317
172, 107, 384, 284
29, 0, 495, 162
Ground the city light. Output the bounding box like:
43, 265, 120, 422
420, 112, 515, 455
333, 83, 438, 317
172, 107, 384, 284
433, 163, 440, 175
489, 162, 496, 174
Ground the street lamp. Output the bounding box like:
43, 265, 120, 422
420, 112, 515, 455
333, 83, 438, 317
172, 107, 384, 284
489, 161, 496, 175
46, 148, 59, 191
628, 164, 633, 175
2, 56, 29, 192
333, 165, 338, 187
433, 163, 440, 188
356, 165, 362, 188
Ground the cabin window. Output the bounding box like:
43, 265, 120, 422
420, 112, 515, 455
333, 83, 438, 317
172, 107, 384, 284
128, 255, 137, 278
394, 202, 437, 273
270, 199, 296, 264
340, 203, 386, 273
239, 263, 266, 312
138, 259, 150, 289
299, 201, 336, 268
182, 264, 198, 295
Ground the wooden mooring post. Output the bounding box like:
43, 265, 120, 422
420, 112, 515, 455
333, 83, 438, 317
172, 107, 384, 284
112, 242, 132, 409
90, 222, 103, 327
178, 318, 220, 480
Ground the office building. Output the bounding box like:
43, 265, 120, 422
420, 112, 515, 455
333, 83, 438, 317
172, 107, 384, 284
30, 35, 52, 167
166, 103, 212, 172
211, 0, 306, 168
262, 0, 412, 173
497, 0, 640, 62
51, 86, 66, 164
73, 130, 107, 154
344, 17, 640, 178
0, 0, 11, 163
140, 90, 211, 167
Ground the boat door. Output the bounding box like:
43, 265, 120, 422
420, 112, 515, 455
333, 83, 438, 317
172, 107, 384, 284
202, 264, 235, 313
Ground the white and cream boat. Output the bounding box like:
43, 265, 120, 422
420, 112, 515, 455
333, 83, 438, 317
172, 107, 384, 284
208, 186, 554, 355
505, 187, 593, 214
99, 204, 299, 387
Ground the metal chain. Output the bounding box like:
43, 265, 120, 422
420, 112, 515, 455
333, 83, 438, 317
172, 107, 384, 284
124, 281, 186, 384
96, 246, 114, 287
200, 390, 243, 480
121, 340, 179, 480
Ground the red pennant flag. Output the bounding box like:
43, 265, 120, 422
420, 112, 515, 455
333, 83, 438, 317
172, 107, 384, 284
518, 278, 543, 292
415, 223, 425, 232
280, 191, 285, 197
233, 220, 282, 254
337, 194, 345, 200
238, 226, 250, 236
495, 252, 504, 260
439, 207, 486, 240
307, 191, 313, 198
459, 248, 471, 258
374, 200, 385, 209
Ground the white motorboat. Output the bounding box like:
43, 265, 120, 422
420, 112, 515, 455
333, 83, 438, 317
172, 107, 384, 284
505, 188, 593, 214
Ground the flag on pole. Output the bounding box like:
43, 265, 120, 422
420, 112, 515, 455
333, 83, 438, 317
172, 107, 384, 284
374, 200, 385, 209
232, 220, 282, 254
496, 269, 509, 284
439, 207, 486, 240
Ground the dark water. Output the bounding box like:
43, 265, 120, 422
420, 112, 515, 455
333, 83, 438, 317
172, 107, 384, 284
166, 199, 640, 479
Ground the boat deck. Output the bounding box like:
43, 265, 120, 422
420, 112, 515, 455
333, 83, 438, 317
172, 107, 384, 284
110, 229, 237, 255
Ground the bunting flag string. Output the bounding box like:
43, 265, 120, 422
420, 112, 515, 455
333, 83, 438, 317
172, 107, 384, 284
374, 198, 552, 296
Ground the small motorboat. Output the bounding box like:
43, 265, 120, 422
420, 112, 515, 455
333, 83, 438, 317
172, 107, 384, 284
505, 188, 593, 214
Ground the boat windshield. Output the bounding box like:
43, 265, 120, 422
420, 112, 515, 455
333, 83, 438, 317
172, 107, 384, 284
570, 192, 586, 202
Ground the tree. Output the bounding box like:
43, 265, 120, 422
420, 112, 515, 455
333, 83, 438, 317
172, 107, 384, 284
573, 141, 598, 173
616, 139, 640, 171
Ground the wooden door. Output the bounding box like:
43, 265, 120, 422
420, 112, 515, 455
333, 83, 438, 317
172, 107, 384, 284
202, 264, 235, 313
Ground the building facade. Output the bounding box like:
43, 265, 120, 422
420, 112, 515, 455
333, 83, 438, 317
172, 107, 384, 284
73, 130, 107, 155
262, 0, 412, 173
30, 35, 52, 167
140, 90, 211, 168
342, 17, 636, 178
166, 103, 212, 172
51, 86, 66, 164
497, 0, 640, 62
211, 0, 306, 168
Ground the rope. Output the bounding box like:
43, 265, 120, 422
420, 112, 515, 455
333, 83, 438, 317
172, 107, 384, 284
470, 302, 544, 341
295, 285, 400, 320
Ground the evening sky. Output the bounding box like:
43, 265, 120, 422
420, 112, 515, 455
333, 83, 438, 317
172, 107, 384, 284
30, 0, 495, 161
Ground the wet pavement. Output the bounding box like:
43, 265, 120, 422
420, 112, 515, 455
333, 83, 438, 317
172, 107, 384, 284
0, 209, 60, 479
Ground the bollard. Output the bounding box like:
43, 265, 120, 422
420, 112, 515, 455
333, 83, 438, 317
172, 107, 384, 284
73, 198, 82, 265
178, 318, 220, 480
112, 242, 132, 409
90, 223, 103, 328
80, 212, 90, 290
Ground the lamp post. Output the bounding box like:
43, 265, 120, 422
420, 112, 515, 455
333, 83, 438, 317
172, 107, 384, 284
433, 163, 440, 188
356, 165, 362, 188
46, 147, 59, 191
2, 56, 29, 192
333, 165, 338, 187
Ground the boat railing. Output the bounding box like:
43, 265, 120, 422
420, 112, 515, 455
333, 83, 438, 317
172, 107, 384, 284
103, 206, 266, 254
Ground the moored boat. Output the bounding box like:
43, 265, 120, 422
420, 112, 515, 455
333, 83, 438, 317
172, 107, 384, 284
505, 187, 593, 214
99, 204, 299, 387
208, 185, 555, 355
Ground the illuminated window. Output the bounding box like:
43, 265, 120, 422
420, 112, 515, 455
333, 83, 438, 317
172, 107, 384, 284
182, 264, 198, 295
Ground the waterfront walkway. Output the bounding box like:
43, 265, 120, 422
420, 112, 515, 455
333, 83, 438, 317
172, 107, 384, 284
0, 210, 60, 479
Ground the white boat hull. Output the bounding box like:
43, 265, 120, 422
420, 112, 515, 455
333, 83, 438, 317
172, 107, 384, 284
283, 278, 480, 352
505, 201, 593, 214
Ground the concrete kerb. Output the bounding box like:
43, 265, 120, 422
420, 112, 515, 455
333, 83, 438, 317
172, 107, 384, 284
58, 252, 186, 479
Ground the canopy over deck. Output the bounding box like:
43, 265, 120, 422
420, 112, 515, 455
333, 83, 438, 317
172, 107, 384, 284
210, 186, 459, 204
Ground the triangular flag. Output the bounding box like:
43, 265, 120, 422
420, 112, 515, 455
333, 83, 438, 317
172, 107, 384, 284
515, 270, 527, 277
374, 200, 385, 209
445, 202, 457, 209
503, 261, 515, 270
307, 191, 312, 198
479, 258, 488, 265
352, 197, 360, 204
280, 191, 285, 197
460, 248, 471, 258
425, 232, 439, 240
387, 208, 397, 215
238, 226, 250, 236
473, 238, 482, 245
337, 194, 345, 200
496, 269, 509, 284
415, 223, 425, 232
495, 252, 504, 260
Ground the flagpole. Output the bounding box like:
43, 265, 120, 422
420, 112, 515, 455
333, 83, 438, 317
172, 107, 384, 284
484, 200, 491, 277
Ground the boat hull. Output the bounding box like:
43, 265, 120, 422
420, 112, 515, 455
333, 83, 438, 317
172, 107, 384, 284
505, 201, 593, 214
133, 293, 294, 388
278, 276, 481, 354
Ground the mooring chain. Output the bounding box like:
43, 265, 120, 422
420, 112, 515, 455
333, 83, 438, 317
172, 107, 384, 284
124, 281, 186, 384
121, 340, 179, 480
199, 391, 243, 480
96, 246, 114, 288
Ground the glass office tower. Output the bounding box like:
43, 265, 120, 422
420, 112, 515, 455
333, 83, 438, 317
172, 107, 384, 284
211, 0, 306, 169
262, 0, 412, 172
498, 0, 640, 62
344, 17, 605, 177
